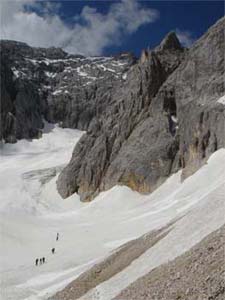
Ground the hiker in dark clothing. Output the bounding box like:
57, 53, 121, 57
35, 258, 39, 266
56, 232, 59, 241
52, 248, 55, 254
40, 258, 42, 264
42, 257, 45, 264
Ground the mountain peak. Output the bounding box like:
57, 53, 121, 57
157, 31, 182, 51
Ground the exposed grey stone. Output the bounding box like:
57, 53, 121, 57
57, 30, 186, 200
1, 17, 224, 202
156, 31, 183, 51
57, 16, 225, 201
1, 40, 135, 142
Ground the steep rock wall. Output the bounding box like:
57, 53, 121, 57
57, 17, 225, 201
57, 32, 186, 200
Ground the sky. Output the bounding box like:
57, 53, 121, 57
0, 0, 224, 56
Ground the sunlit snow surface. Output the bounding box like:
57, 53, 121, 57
0, 124, 225, 300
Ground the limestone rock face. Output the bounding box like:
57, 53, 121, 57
0, 42, 43, 142
57, 17, 225, 201
157, 31, 182, 51
0, 40, 135, 142
1, 17, 224, 202
56, 30, 186, 200
169, 16, 225, 178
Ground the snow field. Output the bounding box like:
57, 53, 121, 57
0, 123, 225, 300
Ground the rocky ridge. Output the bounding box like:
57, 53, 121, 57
57, 32, 187, 201
0, 40, 135, 142
57, 17, 225, 201
1, 17, 225, 202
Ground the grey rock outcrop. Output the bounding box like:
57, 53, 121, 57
1, 40, 135, 142
171, 16, 225, 178
1, 17, 224, 202
57, 17, 225, 201
57, 30, 186, 200
0, 42, 43, 142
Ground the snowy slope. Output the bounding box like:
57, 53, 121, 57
0, 125, 225, 300
80, 150, 225, 300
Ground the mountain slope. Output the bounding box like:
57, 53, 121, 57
0, 40, 135, 142
51, 149, 225, 300
2, 18, 224, 202
57, 31, 186, 201
0, 16, 225, 300
115, 225, 225, 300
57, 16, 225, 201
1, 126, 224, 300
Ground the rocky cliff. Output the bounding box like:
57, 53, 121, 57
1, 17, 224, 202
0, 40, 135, 142
57, 17, 225, 201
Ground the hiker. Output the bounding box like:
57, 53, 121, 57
52, 248, 55, 254
35, 258, 39, 266
42, 257, 45, 264
40, 258, 42, 265
56, 232, 59, 241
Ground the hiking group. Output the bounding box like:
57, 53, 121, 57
35, 232, 59, 266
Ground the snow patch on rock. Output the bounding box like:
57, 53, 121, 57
217, 94, 225, 105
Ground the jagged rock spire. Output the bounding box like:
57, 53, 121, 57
157, 31, 182, 51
